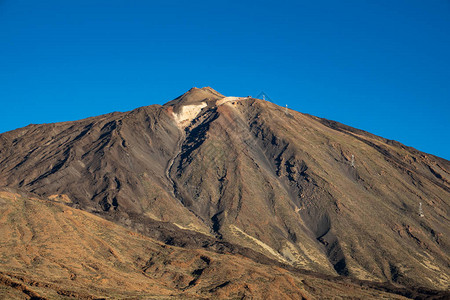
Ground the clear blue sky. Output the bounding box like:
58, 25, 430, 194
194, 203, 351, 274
1, 0, 449, 159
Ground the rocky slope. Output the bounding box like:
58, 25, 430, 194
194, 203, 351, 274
2, 187, 435, 299
0, 87, 449, 296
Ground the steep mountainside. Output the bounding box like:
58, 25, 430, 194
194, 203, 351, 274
0, 87, 449, 294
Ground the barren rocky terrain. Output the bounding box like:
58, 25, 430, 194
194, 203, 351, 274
1, 188, 447, 299
0, 87, 449, 298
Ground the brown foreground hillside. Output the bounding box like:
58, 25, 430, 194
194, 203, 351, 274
0, 188, 433, 299
0, 87, 449, 298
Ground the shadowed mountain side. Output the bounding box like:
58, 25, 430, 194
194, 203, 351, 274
0, 104, 209, 234
3, 188, 442, 299
0, 87, 449, 292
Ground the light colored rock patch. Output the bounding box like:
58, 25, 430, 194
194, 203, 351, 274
173, 222, 212, 236
280, 241, 308, 267
48, 194, 72, 203
173, 103, 207, 128
229, 224, 289, 264
418, 253, 450, 289
144, 211, 161, 221
280, 244, 296, 262
216, 96, 248, 106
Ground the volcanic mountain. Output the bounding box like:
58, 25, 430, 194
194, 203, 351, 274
0, 87, 449, 298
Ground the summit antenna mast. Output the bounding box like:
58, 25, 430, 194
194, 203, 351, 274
419, 202, 424, 217
255, 91, 273, 102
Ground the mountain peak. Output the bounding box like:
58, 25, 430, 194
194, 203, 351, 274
164, 87, 225, 108
165, 87, 253, 128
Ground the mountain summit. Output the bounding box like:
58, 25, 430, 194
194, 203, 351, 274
165, 87, 225, 108
0, 88, 449, 298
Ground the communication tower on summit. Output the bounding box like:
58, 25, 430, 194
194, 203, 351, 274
255, 91, 273, 102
